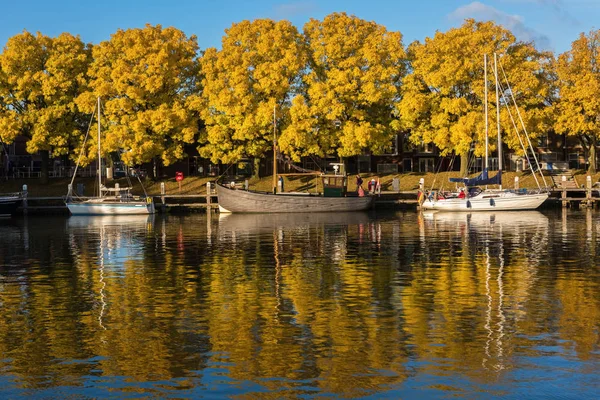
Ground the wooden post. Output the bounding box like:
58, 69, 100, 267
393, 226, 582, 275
561, 175, 567, 208
206, 182, 211, 211
514, 176, 519, 190
161, 182, 166, 213
586, 175, 592, 208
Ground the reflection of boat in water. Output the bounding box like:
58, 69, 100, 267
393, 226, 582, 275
67, 214, 155, 229
67, 215, 155, 270
422, 210, 549, 228
218, 211, 371, 233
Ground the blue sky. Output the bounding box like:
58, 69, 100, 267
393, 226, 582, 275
0, 0, 598, 54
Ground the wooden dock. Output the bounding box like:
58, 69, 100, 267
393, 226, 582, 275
14, 186, 600, 215
16, 191, 418, 215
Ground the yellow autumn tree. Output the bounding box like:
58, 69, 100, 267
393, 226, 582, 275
198, 19, 307, 169
78, 24, 200, 175
279, 12, 407, 162
0, 31, 92, 181
398, 19, 555, 175
555, 30, 600, 173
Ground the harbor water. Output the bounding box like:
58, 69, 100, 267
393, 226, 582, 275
0, 210, 598, 398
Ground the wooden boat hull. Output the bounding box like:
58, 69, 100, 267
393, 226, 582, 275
0, 195, 22, 217
421, 191, 548, 211
67, 200, 155, 215
216, 183, 374, 213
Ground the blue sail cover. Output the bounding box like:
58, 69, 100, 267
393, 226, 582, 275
449, 168, 502, 187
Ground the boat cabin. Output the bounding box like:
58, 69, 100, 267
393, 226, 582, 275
322, 175, 347, 197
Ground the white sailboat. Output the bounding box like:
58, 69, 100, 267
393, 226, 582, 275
421, 54, 549, 211
65, 98, 155, 215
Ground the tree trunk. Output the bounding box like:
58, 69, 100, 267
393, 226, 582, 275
40, 150, 49, 184
253, 157, 261, 179
151, 157, 162, 180
588, 137, 597, 174
459, 152, 469, 176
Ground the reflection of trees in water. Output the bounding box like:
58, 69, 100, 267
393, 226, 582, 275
0, 212, 598, 396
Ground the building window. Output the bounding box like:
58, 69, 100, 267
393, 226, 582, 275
419, 158, 435, 172
357, 155, 371, 173
382, 135, 399, 156
377, 163, 399, 173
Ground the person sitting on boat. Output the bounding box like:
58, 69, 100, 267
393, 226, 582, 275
458, 188, 466, 199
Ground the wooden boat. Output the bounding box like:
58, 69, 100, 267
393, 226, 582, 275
65, 98, 155, 216
217, 179, 374, 213
216, 106, 374, 213
0, 192, 23, 217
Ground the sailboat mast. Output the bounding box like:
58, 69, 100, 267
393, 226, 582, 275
484, 54, 489, 170
97, 96, 102, 197
494, 53, 502, 190
273, 104, 277, 194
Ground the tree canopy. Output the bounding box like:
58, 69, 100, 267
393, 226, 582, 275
279, 12, 407, 161
198, 19, 306, 164
397, 19, 555, 172
0, 31, 91, 160
77, 24, 200, 168
0, 15, 597, 174
555, 30, 600, 173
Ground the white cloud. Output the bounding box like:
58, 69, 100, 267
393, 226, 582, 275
502, 0, 579, 25
448, 2, 552, 49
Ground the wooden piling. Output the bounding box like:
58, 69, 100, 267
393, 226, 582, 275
206, 182, 211, 211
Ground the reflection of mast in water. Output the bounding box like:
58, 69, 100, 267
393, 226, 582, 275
496, 229, 505, 369
98, 225, 107, 333
274, 229, 282, 319
482, 225, 505, 372
484, 245, 492, 370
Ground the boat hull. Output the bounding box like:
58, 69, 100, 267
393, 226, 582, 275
216, 183, 374, 213
67, 200, 155, 215
421, 191, 548, 211
0, 196, 22, 217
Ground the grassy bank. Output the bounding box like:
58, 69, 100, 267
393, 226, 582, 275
2, 170, 598, 197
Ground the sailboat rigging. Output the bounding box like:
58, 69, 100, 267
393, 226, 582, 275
421, 54, 549, 211
65, 97, 155, 215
